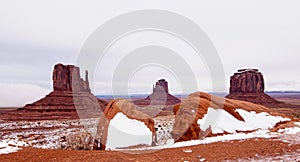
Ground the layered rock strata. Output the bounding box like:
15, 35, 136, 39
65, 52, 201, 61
226, 69, 294, 108
17, 63, 107, 119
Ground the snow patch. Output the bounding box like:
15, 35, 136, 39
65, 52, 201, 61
0, 119, 95, 150
106, 113, 152, 150
278, 127, 300, 135
197, 108, 290, 134
0, 139, 27, 154
154, 116, 174, 145
171, 130, 276, 148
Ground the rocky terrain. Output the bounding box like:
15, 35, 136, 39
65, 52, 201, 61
0, 119, 299, 161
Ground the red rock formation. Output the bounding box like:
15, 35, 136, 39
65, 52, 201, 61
132, 79, 181, 117
229, 69, 264, 93
133, 79, 180, 106
53, 64, 91, 92
172, 91, 291, 142
96, 99, 155, 150
17, 63, 107, 120
226, 69, 294, 108
153, 79, 169, 93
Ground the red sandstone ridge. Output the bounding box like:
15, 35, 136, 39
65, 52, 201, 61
15, 63, 108, 120
172, 91, 292, 142
133, 79, 181, 106
225, 69, 296, 108
96, 99, 155, 150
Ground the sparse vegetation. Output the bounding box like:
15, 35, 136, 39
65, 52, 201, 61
63, 131, 94, 150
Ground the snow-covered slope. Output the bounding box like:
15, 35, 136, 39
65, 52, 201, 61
198, 108, 290, 134
106, 113, 153, 150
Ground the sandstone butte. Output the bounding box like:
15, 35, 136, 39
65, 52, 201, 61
1, 63, 108, 120
132, 79, 181, 117
225, 69, 298, 108
133, 79, 181, 106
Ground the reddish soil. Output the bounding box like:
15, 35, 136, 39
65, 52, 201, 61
0, 110, 79, 121
0, 138, 299, 161
270, 94, 300, 118
272, 94, 300, 105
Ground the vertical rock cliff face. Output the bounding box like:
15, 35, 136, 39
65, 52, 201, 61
20, 63, 107, 120
53, 64, 91, 92
146, 79, 180, 106
153, 79, 169, 93
229, 69, 264, 94
133, 79, 180, 106
132, 79, 181, 117
226, 69, 285, 108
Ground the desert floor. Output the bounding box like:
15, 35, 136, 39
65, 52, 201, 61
0, 138, 299, 162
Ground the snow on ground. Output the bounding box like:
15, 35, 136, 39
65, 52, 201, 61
118, 126, 300, 151
0, 120, 79, 130
170, 130, 276, 148
278, 122, 300, 136
0, 110, 298, 154
164, 108, 295, 149
278, 127, 300, 134
0, 119, 99, 154
154, 116, 174, 145
106, 113, 153, 150
0, 139, 27, 154
119, 109, 299, 151
197, 108, 291, 134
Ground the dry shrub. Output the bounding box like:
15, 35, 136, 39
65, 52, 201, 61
63, 131, 94, 150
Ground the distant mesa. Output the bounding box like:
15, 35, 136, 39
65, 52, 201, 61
229, 69, 264, 94
16, 63, 108, 120
153, 79, 169, 94
225, 68, 295, 108
133, 79, 181, 106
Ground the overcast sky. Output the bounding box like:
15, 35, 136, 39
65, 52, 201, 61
0, 0, 300, 107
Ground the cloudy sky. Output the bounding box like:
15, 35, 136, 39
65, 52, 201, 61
0, 0, 299, 107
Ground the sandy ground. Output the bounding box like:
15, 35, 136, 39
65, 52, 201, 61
269, 94, 300, 119
0, 138, 299, 162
